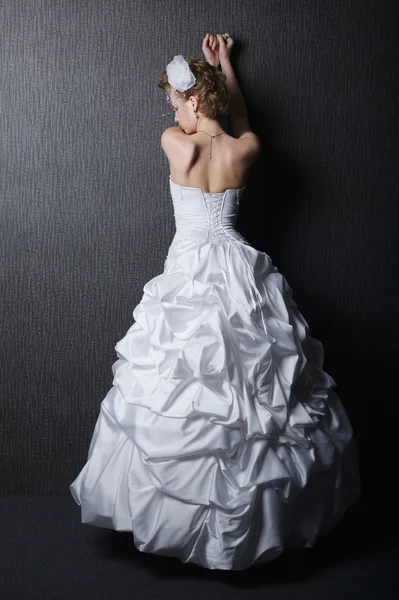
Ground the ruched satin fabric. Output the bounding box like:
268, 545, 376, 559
70, 176, 361, 570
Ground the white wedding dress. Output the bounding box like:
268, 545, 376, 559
70, 174, 361, 570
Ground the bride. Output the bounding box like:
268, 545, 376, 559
70, 32, 361, 571
160, 33, 260, 192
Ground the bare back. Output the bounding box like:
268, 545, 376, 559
169, 132, 257, 193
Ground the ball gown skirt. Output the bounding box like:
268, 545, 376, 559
70, 176, 361, 571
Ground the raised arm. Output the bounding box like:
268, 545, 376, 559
217, 35, 261, 156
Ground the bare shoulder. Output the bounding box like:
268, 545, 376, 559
228, 109, 262, 159
234, 131, 262, 159
161, 127, 195, 157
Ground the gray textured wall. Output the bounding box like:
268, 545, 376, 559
1, 0, 397, 494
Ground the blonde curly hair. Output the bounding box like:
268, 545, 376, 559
158, 57, 230, 119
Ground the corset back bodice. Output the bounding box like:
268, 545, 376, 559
169, 176, 249, 244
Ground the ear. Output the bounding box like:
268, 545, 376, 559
189, 95, 198, 112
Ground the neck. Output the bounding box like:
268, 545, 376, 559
196, 116, 224, 135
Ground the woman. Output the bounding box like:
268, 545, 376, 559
160, 33, 261, 192
70, 33, 361, 571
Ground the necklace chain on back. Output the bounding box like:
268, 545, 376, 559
196, 130, 226, 159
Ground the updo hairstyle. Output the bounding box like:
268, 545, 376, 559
158, 58, 230, 119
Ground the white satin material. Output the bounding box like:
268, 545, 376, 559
70, 176, 361, 570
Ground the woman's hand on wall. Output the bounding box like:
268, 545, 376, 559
216, 33, 234, 64
202, 33, 233, 67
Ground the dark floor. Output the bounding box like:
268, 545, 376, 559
0, 494, 397, 600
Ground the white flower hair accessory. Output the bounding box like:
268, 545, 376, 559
166, 55, 196, 92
